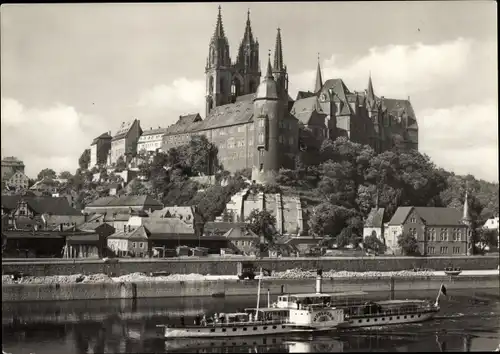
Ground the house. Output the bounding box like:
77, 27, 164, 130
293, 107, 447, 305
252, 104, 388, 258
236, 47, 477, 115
83, 195, 163, 214
150, 206, 205, 237
363, 207, 385, 242
222, 225, 260, 255
483, 217, 499, 230
1, 195, 82, 225
63, 231, 107, 259
107, 225, 149, 257
137, 126, 168, 154
29, 177, 68, 195
385, 204, 472, 256
6, 171, 30, 190
90, 131, 112, 168
2, 230, 66, 258
108, 119, 142, 166
203, 221, 248, 236
1, 156, 25, 180
77, 217, 116, 239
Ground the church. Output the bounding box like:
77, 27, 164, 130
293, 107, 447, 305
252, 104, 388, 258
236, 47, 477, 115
160, 6, 419, 184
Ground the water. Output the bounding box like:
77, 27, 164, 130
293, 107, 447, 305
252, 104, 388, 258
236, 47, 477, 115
2, 288, 499, 353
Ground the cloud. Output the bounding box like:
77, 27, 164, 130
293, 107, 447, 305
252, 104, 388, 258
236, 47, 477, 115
136, 78, 205, 126
1, 97, 107, 178
419, 101, 498, 182
289, 37, 474, 100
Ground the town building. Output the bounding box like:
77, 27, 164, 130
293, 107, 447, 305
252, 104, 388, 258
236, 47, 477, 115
384, 192, 472, 256
137, 127, 168, 154
107, 224, 149, 257
1, 195, 82, 221
90, 132, 112, 168
363, 206, 385, 242
83, 195, 163, 215
29, 177, 67, 195
1, 156, 25, 180
222, 225, 260, 255
150, 206, 205, 237
5, 171, 30, 190
108, 119, 142, 166
483, 216, 499, 230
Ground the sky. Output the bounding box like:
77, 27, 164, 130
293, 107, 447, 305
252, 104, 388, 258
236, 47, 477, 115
1, 2, 498, 182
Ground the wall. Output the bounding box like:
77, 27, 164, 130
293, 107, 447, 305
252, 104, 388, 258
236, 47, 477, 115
2, 255, 498, 277
2, 274, 498, 303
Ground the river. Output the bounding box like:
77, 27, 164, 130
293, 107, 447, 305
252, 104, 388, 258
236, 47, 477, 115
2, 288, 499, 353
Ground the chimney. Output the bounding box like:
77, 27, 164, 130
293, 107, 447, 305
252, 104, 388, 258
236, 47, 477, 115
59, 224, 63, 232
316, 269, 323, 294
127, 225, 131, 232
123, 224, 126, 232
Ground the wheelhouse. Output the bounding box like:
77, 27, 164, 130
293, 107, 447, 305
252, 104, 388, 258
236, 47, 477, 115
276, 291, 368, 309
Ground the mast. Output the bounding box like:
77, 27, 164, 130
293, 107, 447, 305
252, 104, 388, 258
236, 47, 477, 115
255, 267, 263, 320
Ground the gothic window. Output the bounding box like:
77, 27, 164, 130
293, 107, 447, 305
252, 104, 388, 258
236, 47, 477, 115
258, 133, 264, 143
249, 81, 256, 93
231, 78, 241, 97
208, 76, 214, 95
219, 78, 224, 93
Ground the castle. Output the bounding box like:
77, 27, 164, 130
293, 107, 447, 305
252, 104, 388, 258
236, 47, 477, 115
90, 6, 419, 185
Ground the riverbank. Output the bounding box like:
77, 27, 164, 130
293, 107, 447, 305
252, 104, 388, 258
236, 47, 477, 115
2, 270, 498, 303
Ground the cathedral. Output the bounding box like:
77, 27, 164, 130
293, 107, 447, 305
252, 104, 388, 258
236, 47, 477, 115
161, 6, 419, 184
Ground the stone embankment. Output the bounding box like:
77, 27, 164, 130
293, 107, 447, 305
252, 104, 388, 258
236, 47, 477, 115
2, 269, 436, 285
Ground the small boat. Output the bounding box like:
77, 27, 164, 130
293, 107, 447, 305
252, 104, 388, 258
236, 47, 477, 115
159, 268, 346, 339
444, 267, 462, 276
275, 270, 444, 329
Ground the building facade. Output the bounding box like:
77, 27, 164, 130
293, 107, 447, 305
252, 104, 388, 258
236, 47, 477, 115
6, 171, 30, 190
108, 119, 142, 165
385, 198, 472, 256
1, 156, 25, 180
90, 132, 112, 168
137, 127, 167, 154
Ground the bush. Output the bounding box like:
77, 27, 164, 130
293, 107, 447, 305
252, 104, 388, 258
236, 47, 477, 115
397, 233, 420, 256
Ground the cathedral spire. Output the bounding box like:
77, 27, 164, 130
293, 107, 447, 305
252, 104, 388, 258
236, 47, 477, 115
367, 72, 376, 102
315, 53, 323, 93
273, 28, 284, 72
266, 49, 273, 78
242, 8, 254, 44
213, 5, 226, 39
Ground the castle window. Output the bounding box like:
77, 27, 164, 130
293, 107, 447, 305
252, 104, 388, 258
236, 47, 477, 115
259, 119, 265, 127
258, 133, 264, 144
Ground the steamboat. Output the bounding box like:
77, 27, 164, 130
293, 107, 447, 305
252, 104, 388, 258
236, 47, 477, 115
274, 270, 444, 329
159, 269, 345, 339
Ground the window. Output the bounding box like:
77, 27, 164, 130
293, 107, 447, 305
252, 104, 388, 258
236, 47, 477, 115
427, 246, 435, 254
453, 246, 461, 254
139, 242, 144, 248
258, 133, 264, 144
249, 138, 254, 146
238, 126, 245, 133
410, 217, 416, 223
440, 246, 448, 254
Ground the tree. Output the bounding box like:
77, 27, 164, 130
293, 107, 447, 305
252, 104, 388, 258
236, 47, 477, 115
126, 178, 148, 196
115, 156, 127, 172
59, 171, 73, 180
246, 210, 278, 244
37, 168, 57, 181
78, 149, 91, 170
476, 228, 498, 252
397, 233, 420, 256
364, 233, 387, 254
308, 202, 355, 240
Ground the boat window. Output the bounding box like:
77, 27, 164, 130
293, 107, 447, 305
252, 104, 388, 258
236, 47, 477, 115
263, 326, 268, 330
253, 327, 258, 330
222, 328, 226, 332
243, 328, 247, 331
282, 325, 286, 329
210, 328, 215, 332
233, 328, 237, 331
397, 316, 400, 319
272, 325, 277, 329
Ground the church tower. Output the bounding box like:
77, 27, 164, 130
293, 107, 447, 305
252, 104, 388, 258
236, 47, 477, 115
234, 10, 261, 96
314, 55, 323, 94
272, 28, 289, 108
205, 6, 233, 117
462, 185, 473, 255
251, 52, 281, 185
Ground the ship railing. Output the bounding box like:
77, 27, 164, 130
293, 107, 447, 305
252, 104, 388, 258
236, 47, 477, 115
345, 305, 436, 319
182, 318, 291, 328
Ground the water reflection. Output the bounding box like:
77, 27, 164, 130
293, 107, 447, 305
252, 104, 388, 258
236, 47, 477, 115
2, 289, 499, 353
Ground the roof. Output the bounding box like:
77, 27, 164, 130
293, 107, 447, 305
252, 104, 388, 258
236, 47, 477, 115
235, 93, 256, 102
204, 222, 248, 234
108, 225, 148, 240
164, 114, 203, 136
140, 127, 168, 137
150, 206, 197, 221
379, 98, 416, 118
388, 206, 466, 226
322, 79, 351, 103
86, 195, 163, 208
112, 120, 137, 141
66, 234, 101, 243
42, 214, 86, 228
223, 226, 259, 239
198, 101, 254, 131
142, 218, 195, 236
91, 132, 112, 145
1, 195, 81, 216
364, 208, 385, 228
296, 91, 316, 100
1, 157, 24, 165
290, 291, 368, 299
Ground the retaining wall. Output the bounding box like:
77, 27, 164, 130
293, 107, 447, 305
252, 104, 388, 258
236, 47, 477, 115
2, 255, 499, 277
2, 275, 498, 303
